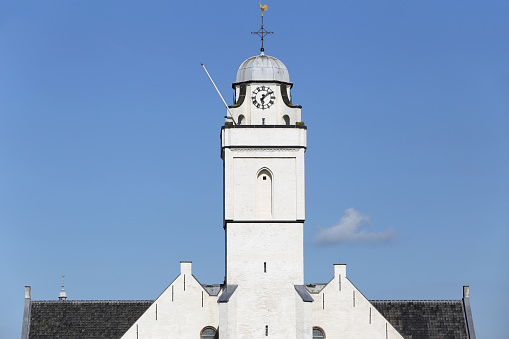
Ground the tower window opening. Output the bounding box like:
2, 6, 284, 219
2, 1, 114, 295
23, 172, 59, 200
265, 325, 268, 336
283, 115, 290, 125
262, 118, 265, 125
264, 262, 267, 273
238, 115, 245, 125
313, 327, 325, 339
201, 327, 218, 339
256, 169, 272, 219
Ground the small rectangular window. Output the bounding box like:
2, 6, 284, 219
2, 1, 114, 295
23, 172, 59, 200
264, 262, 267, 273
262, 118, 265, 125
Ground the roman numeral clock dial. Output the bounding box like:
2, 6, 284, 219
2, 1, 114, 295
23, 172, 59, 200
252, 86, 275, 109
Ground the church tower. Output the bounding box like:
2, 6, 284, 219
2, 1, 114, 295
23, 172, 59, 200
219, 50, 311, 338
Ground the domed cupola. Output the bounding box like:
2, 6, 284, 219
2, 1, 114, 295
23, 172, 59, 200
236, 52, 290, 83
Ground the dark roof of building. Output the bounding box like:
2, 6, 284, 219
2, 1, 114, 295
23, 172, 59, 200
201, 284, 222, 296
24, 298, 474, 339
28, 300, 153, 339
370, 300, 469, 339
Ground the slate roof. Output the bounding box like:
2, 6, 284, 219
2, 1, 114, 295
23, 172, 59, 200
201, 284, 222, 296
305, 283, 327, 294
370, 300, 469, 339
24, 298, 473, 339
27, 300, 153, 339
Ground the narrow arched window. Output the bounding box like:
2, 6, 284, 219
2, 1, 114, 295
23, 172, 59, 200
283, 115, 290, 125
238, 115, 245, 125
313, 327, 325, 339
201, 327, 218, 339
256, 169, 272, 219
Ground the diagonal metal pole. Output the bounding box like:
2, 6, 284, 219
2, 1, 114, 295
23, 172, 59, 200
201, 63, 237, 125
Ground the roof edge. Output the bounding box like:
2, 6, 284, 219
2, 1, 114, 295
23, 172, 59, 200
30, 300, 154, 304
463, 296, 476, 339
20, 295, 31, 339
369, 299, 464, 303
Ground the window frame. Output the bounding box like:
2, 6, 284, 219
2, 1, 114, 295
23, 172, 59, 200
313, 326, 326, 339
200, 326, 218, 339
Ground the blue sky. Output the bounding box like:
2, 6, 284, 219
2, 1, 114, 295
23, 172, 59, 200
1, 1, 508, 337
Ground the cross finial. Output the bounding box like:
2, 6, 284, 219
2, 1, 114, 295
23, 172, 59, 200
251, 2, 273, 53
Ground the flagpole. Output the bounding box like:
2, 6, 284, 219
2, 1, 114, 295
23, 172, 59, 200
201, 63, 237, 125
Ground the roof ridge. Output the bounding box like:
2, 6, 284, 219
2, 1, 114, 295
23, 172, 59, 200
370, 299, 462, 303
31, 300, 154, 303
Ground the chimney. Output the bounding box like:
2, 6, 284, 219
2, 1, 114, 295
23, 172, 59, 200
463, 285, 469, 298
25, 286, 31, 299
334, 264, 346, 279
180, 261, 192, 275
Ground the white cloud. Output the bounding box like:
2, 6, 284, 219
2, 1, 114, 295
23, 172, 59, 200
313, 208, 395, 245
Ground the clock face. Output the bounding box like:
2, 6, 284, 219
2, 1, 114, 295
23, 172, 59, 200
252, 86, 275, 110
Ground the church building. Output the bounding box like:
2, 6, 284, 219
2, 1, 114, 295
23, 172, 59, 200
20, 13, 476, 339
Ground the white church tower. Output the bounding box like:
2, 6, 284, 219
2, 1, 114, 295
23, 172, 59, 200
219, 41, 311, 337
118, 9, 405, 339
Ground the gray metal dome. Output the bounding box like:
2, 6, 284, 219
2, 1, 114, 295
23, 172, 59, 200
236, 52, 290, 83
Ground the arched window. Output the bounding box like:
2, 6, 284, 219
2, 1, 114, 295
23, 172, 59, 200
201, 326, 218, 339
283, 115, 290, 125
238, 114, 245, 125
313, 327, 325, 339
256, 169, 273, 219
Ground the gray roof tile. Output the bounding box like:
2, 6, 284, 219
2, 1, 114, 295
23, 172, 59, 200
28, 300, 153, 339
370, 300, 468, 339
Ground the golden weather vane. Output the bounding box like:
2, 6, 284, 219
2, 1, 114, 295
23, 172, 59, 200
260, 2, 268, 16
252, 2, 273, 52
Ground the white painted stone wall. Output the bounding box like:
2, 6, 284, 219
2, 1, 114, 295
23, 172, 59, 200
223, 222, 306, 337
218, 289, 238, 339
222, 144, 306, 221
311, 264, 404, 339
226, 223, 303, 285
221, 127, 307, 148
120, 262, 219, 339
220, 77, 310, 337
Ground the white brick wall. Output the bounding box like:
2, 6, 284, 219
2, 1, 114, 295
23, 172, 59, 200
120, 262, 219, 339
310, 264, 404, 339
222, 147, 306, 221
